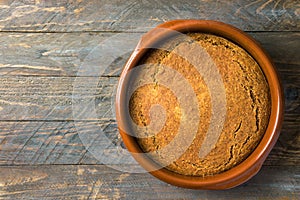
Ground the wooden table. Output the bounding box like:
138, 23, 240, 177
0, 0, 299, 199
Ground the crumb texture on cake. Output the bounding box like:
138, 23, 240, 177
128, 33, 271, 177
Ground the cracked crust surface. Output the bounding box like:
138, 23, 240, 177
128, 33, 271, 176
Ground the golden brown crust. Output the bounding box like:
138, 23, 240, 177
129, 33, 271, 176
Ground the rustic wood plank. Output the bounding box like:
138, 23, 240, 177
0, 0, 298, 198
0, 119, 298, 166
0, 32, 119, 76
0, 76, 117, 120
0, 165, 298, 199
0, 0, 299, 32
0, 32, 299, 77
0, 32, 298, 165
0, 66, 299, 121
0, 121, 119, 165
0, 55, 299, 166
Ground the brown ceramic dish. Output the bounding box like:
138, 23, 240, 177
115, 20, 284, 189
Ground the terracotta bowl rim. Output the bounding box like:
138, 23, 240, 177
115, 19, 284, 189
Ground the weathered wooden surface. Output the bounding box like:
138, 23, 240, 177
0, 0, 298, 32
0, 69, 298, 165
0, 76, 117, 120
0, 120, 298, 166
0, 32, 298, 120
0, 32, 116, 76
0, 165, 299, 199
0, 121, 118, 165
0, 32, 298, 77
0, 69, 298, 121
0, 0, 299, 198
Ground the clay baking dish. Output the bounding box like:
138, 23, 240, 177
115, 20, 284, 189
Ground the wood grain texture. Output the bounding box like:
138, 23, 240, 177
0, 120, 298, 166
1, 70, 298, 120
0, 0, 299, 197
0, 32, 298, 77
0, 0, 299, 32
0, 76, 117, 120
0, 165, 299, 199
0, 71, 298, 120
0, 32, 298, 165
0, 121, 119, 165
0, 32, 118, 76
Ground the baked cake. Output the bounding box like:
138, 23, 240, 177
128, 33, 271, 176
